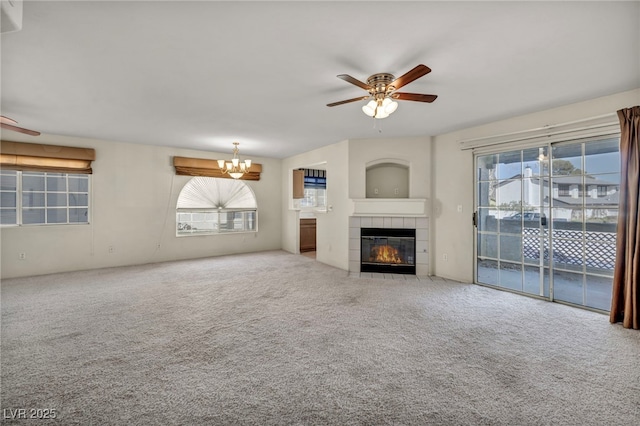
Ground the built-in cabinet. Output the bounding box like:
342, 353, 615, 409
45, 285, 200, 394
293, 169, 304, 199
299, 218, 316, 252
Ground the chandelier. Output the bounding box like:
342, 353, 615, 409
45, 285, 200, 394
217, 142, 252, 179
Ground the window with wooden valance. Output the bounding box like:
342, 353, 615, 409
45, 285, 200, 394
0, 141, 95, 174
173, 156, 262, 181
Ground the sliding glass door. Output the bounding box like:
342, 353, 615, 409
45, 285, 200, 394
475, 137, 619, 311
549, 139, 619, 310
476, 148, 551, 298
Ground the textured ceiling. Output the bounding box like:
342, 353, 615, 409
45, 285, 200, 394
1, 1, 639, 158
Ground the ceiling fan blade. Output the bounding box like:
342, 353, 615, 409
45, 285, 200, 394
0, 122, 41, 136
389, 64, 431, 90
327, 96, 370, 107
392, 92, 438, 103
337, 74, 370, 91
0, 116, 19, 125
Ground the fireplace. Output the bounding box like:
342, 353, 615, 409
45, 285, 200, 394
361, 228, 416, 274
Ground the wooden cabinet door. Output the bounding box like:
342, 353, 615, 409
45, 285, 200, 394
293, 169, 304, 199
300, 218, 316, 252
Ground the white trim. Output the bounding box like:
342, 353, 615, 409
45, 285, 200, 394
350, 198, 427, 217
365, 158, 410, 169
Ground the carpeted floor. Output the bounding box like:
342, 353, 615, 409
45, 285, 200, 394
1, 250, 639, 425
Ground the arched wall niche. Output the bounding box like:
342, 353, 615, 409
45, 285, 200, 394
365, 159, 410, 198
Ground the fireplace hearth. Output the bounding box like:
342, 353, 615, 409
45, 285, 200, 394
361, 228, 416, 274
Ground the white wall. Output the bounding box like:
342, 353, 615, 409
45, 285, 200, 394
432, 88, 640, 282
281, 140, 350, 271
1, 134, 282, 278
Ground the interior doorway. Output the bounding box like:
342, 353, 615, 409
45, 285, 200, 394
300, 217, 316, 257
293, 163, 326, 259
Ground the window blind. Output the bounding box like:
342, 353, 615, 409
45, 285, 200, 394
173, 156, 262, 181
458, 113, 619, 153
0, 141, 95, 174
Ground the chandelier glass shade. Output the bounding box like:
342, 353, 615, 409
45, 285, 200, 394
217, 142, 252, 179
362, 97, 398, 119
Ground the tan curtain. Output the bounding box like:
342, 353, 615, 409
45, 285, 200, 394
173, 156, 262, 181
0, 140, 95, 174
610, 106, 640, 329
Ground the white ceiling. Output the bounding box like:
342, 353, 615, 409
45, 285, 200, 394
1, 1, 639, 159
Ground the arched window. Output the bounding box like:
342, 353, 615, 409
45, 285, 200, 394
176, 177, 257, 235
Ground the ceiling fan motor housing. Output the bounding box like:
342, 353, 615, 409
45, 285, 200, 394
367, 73, 396, 99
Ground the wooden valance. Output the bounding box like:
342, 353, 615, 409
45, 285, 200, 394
173, 156, 262, 181
0, 140, 95, 174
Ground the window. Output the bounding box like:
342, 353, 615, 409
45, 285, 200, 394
176, 177, 257, 236
558, 184, 571, 196
0, 170, 90, 226
301, 187, 326, 208
300, 169, 326, 209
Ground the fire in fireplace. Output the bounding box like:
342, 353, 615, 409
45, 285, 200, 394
361, 228, 416, 274
370, 244, 403, 264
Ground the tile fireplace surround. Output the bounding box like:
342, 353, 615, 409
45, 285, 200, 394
349, 216, 429, 277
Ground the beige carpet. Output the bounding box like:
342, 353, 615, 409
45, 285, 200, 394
1, 250, 639, 425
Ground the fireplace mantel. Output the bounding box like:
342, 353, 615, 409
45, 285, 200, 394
349, 198, 427, 217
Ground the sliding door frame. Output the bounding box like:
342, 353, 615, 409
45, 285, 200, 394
473, 135, 620, 313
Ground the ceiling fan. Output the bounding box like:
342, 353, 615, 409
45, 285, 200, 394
0, 116, 41, 136
327, 64, 437, 119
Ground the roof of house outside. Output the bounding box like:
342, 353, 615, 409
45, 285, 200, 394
551, 192, 620, 207
496, 174, 618, 187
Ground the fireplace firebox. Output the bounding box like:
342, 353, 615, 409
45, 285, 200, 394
361, 228, 416, 274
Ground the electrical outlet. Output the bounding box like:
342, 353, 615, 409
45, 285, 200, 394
108, 246, 114, 253
443, 253, 448, 261
19, 253, 26, 260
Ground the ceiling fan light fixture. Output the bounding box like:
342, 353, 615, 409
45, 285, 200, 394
383, 98, 398, 114
362, 97, 397, 119
374, 108, 389, 119
362, 100, 377, 117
